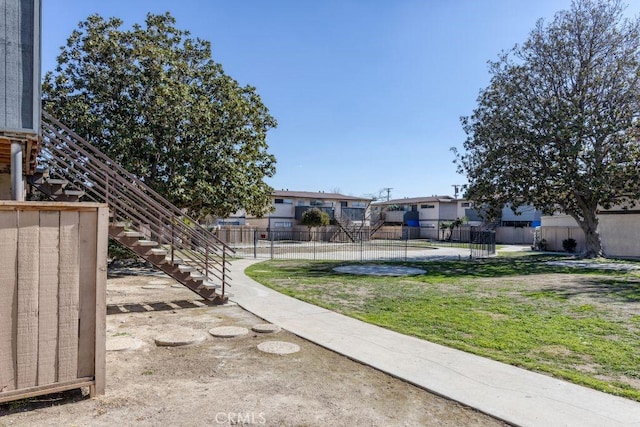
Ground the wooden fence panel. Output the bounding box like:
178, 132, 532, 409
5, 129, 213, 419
0, 211, 18, 392
37, 211, 60, 385
16, 210, 39, 389
77, 211, 97, 378
58, 211, 80, 382
0, 202, 107, 403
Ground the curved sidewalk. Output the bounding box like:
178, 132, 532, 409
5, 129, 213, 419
229, 258, 640, 427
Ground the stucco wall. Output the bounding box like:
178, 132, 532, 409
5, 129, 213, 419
439, 202, 458, 220
599, 212, 640, 258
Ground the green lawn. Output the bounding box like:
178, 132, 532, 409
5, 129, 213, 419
246, 254, 640, 401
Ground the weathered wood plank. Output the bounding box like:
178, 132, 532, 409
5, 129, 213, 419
0, 211, 18, 392
0, 377, 94, 404
92, 206, 109, 396
37, 211, 60, 385
16, 210, 40, 389
77, 211, 97, 378
0, 201, 105, 211
58, 211, 80, 382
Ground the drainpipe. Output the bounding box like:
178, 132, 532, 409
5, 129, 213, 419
11, 141, 24, 201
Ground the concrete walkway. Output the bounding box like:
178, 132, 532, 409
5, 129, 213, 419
229, 257, 640, 427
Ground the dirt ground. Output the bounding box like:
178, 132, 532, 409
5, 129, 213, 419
0, 267, 505, 427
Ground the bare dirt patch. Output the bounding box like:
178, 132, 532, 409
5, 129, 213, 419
0, 269, 504, 427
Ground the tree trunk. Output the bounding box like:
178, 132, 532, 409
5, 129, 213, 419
573, 206, 603, 258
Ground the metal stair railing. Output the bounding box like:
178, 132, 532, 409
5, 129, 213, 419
334, 213, 357, 242
368, 206, 387, 237
40, 112, 235, 294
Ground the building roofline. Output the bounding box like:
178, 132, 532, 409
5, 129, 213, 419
272, 190, 372, 201
372, 195, 462, 205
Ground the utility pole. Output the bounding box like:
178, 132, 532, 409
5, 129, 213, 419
452, 184, 461, 199
381, 187, 393, 201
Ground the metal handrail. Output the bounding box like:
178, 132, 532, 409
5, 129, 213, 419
40, 112, 235, 291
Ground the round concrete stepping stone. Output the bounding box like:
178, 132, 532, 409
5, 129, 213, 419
209, 326, 249, 338
252, 323, 281, 334
257, 341, 300, 355
333, 264, 426, 276
142, 284, 167, 290
154, 328, 207, 347
148, 279, 169, 286
107, 336, 143, 351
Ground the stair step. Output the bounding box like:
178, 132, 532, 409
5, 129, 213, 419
46, 178, 68, 185
150, 248, 168, 256
135, 240, 158, 247
64, 190, 84, 196
166, 257, 183, 265
203, 281, 221, 289
124, 231, 145, 238
190, 273, 206, 281
178, 265, 195, 273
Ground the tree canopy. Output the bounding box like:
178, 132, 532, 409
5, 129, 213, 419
43, 13, 277, 219
454, 0, 640, 257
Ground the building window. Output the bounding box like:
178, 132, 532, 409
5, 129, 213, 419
310, 200, 323, 206
340, 201, 348, 207
421, 204, 435, 209
274, 198, 293, 204
352, 201, 366, 208
274, 221, 292, 228
461, 202, 470, 207
274, 199, 284, 204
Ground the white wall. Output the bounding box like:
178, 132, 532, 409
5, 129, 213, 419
599, 213, 640, 258
439, 202, 458, 220
272, 202, 295, 218
418, 205, 439, 220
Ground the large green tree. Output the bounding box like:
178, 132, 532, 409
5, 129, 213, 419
455, 0, 640, 258
43, 13, 276, 219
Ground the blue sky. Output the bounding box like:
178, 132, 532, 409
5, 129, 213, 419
41, 1, 640, 201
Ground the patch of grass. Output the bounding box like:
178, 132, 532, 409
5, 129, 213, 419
246, 257, 640, 401
522, 290, 569, 301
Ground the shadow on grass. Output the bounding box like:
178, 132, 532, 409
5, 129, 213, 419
252, 255, 640, 284
539, 277, 640, 303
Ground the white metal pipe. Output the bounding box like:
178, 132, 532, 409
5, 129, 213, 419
11, 141, 24, 201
